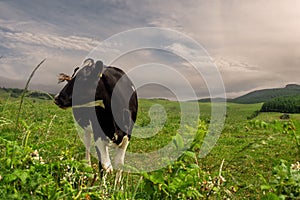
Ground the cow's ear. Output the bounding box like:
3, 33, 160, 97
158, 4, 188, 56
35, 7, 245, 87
95, 60, 104, 75
58, 73, 71, 83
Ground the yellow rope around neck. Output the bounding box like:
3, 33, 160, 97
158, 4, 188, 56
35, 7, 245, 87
72, 100, 105, 108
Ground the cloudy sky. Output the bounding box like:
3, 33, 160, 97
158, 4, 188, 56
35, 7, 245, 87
0, 0, 299, 99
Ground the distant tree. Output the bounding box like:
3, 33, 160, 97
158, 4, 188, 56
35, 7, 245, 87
26, 92, 52, 100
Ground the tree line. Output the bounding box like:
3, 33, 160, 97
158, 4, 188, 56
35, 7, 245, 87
261, 95, 300, 113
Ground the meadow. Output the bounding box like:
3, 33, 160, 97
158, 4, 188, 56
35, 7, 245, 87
0, 93, 299, 199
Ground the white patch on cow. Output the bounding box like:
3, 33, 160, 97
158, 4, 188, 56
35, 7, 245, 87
114, 135, 129, 169
83, 122, 93, 165
113, 132, 118, 142
114, 135, 129, 185
95, 137, 113, 173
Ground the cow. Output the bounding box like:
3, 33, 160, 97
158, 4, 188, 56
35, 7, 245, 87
54, 58, 138, 179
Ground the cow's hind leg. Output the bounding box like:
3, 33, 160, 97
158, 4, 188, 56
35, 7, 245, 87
114, 135, 129, 185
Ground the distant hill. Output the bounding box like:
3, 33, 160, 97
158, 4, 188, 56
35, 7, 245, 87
196, 98, 229, 103
2, 83, 300, 104
0, 87, 53, 100
231, 84, 300, 104
0, 76, 59, 94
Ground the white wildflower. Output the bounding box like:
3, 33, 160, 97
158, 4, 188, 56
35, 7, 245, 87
291, 161, 300, 171
30, 150, 39, 158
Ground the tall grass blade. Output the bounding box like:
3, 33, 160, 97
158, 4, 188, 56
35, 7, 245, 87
44, 114, 57, 140
132, 176, 143, 200
15, 58, 46, 126
10, 58, 46, 168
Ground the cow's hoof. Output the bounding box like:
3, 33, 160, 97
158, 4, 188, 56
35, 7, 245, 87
103, 164, 113, 173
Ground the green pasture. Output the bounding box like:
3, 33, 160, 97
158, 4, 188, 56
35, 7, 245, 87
0, 96, 299, 199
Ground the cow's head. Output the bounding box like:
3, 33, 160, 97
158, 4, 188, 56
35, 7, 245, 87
54, 58, 103, 109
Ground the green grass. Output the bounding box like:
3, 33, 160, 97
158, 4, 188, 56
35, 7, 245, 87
0, 95, 299, 199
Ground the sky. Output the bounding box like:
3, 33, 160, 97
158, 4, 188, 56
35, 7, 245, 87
0, 0, 299, 99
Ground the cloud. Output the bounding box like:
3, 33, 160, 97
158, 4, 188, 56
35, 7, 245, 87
0, 20, 101, 86
0, 0, 299, 98
214, 57, 259, 73
0, 25, 100, 52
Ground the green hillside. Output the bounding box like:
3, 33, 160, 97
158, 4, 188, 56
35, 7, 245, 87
232, 84, 300, 104
0, 87, 53, 100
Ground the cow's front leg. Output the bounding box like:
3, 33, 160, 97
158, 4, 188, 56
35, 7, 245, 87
114, 135, 129, 184
95, 137, 113, 173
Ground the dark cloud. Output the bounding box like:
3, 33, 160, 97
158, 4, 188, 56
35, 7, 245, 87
0, 0, 299, 99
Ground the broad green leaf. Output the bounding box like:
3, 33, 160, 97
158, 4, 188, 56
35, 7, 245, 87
173, 133, 184, 150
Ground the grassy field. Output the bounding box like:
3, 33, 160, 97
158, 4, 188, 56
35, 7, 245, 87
0, 95, 299, 199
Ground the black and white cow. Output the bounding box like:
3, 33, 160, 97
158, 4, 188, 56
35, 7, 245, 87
54, 58, 138, 174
